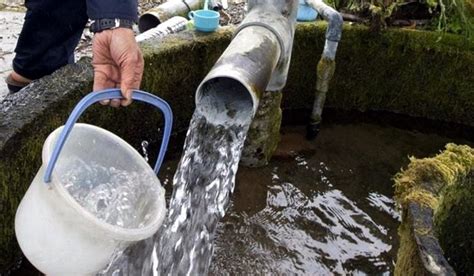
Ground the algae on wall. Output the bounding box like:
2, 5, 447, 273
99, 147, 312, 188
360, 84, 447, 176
395, 207, 431, 276
394, 143, 474, 209
241, 91, 283, 167
393, 144, 474, 275
435, 173, 474, 274
286, 22, 474, 127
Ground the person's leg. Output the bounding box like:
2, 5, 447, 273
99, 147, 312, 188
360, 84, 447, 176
12, 0, 88, 82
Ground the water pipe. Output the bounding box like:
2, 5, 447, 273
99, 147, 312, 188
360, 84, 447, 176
135, 16, 188, 43
305, 0, 343, 139
195, 0, 298, 126
139, 0, 203, 33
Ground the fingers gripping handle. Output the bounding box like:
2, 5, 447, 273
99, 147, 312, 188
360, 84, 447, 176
43, 89, 173, 183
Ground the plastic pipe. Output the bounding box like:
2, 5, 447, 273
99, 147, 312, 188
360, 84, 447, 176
138, 0, 203, 33
135, 16, 188, 43
306, 0, 343, 44
195, 0, 298, 126
305, 0, 343, 139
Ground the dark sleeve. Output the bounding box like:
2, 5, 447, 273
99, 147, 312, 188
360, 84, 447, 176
87, 0, 138, 21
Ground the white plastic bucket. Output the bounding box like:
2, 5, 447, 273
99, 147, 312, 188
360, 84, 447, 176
15, 123, 167, 275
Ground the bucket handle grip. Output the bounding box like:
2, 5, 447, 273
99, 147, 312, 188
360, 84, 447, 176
44, 88, 173, 183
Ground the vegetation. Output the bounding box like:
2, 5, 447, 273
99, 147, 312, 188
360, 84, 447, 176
393, 143, 474, 274
435, 173, 474, 274
287, 23, 474, 126
323, 0, 473, 40
431, 0, 473, 38
394, 143, 474, 209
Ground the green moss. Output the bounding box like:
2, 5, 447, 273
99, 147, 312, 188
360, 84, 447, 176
394, 143, 474, 209
316, 56, 336, 92
0, 74, 92, 269
395, 210, 428, 276
402, 188, 439, 209
394, 144, 474, 274
467, 0, 474, 16
435, 173, 474, 274
241, 91, 283, 167
286, 22, 474, 126
0, 136, 48, 269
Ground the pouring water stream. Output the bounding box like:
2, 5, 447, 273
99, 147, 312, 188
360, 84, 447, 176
101, 104, 254, 275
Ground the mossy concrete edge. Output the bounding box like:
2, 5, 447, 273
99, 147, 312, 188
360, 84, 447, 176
393, 143, 474, 275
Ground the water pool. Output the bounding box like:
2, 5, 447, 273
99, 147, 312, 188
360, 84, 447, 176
10, 114, 473, 275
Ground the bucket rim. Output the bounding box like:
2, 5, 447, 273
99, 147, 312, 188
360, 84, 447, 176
42, 123, 166, 241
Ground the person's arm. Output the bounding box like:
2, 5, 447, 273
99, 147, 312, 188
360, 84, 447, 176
87, 0, 143, 107
86, 0, 138, 22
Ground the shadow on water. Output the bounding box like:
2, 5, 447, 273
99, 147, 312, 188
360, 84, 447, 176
7, 112, 473, 275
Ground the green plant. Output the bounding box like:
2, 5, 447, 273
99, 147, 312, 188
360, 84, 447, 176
431, 0, 473, 39
320, 0, 473, 39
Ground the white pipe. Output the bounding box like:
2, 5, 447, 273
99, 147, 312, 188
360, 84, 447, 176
305, 0, 343, 139
138, 0, 203, 33
135, 16, 188, 43
306, 0, 342, 59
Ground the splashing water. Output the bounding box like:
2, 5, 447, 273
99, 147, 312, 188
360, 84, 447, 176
101, 109, 252, 275
58, 157, 161, 229
141, 140, 150, 162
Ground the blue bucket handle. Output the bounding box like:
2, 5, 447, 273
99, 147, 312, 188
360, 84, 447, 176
43, 88, 173, 183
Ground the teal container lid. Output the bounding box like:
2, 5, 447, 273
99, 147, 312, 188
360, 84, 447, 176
297, 1, 318, 22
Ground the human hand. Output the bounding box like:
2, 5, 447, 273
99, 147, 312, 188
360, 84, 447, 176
92, 28, 144, 107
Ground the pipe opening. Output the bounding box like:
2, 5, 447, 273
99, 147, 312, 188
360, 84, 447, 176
138, 14, 161, 33
196, 77, 256, 126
